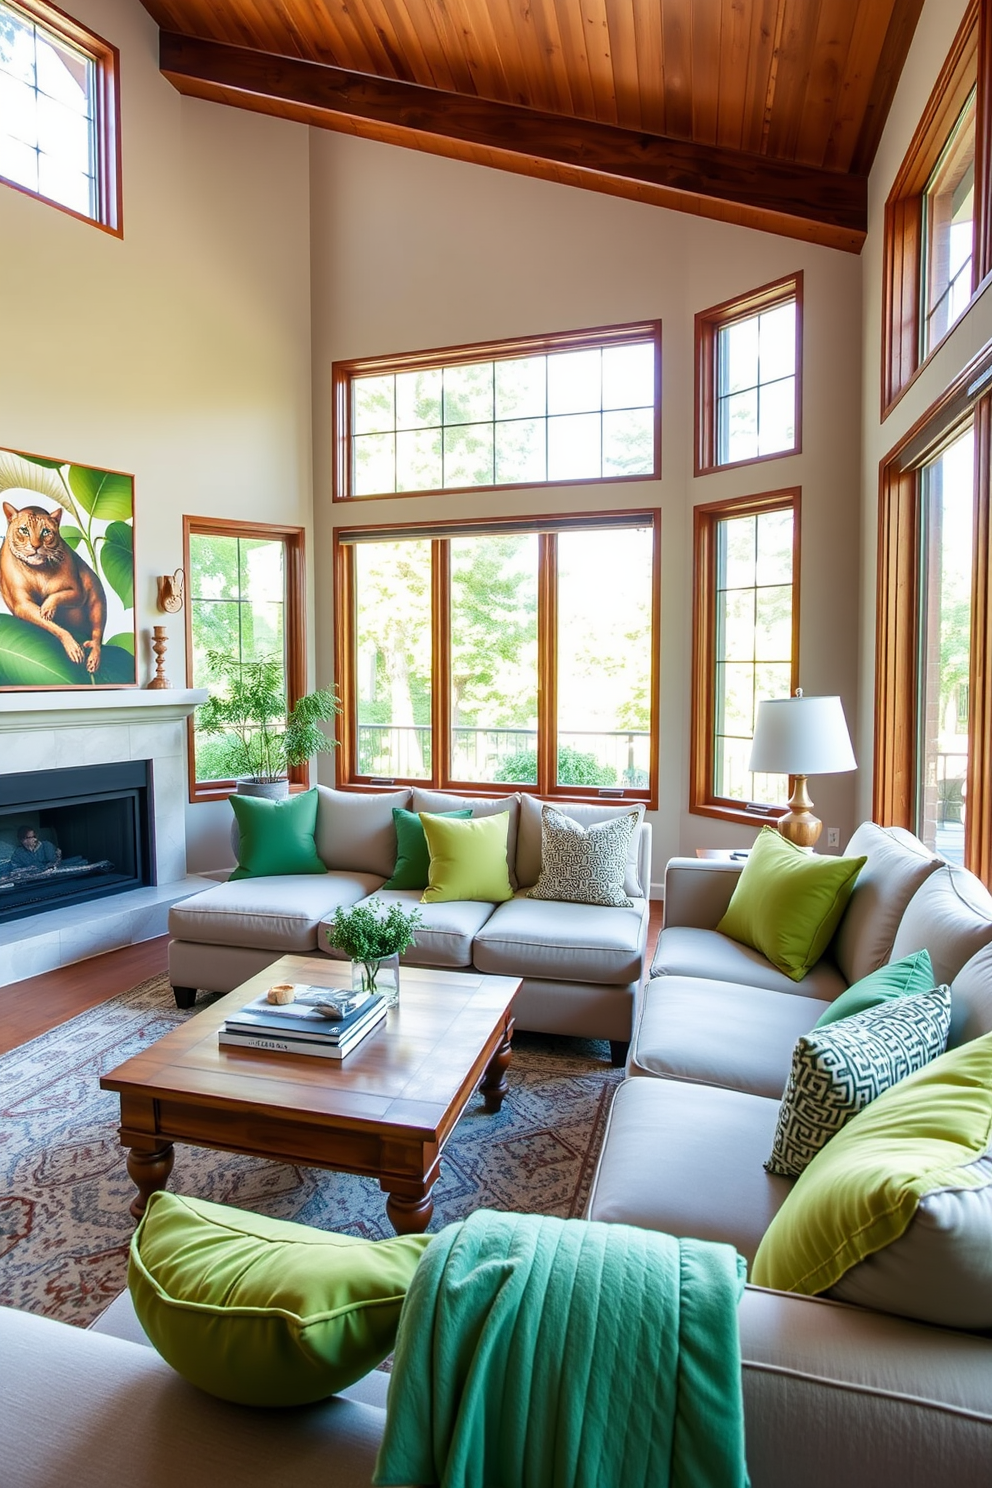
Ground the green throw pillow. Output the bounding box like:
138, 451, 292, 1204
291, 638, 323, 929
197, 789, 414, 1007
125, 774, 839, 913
128, 1191, 432, 1406
752, 1032, 992, 1302
420, 811, 514, 904
815, 949, 935, 1027
383, 807, 473, 890
229, 788, 326, 880
716, 827, 866, 982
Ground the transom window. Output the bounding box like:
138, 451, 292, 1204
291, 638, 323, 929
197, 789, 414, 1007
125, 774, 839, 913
921, 88, 976, 357
333, 323, 661, 500
695, 276, 801, 474
184, 517, 306, 801
691, 490, 800, 824
0, 0, 119, 231
335, 512, 660, 805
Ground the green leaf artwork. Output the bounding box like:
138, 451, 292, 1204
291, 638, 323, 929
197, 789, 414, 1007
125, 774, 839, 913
0, 443, 136, 688
100, 521, 134, 609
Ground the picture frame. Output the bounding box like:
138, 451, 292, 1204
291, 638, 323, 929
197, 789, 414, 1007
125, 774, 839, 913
0, 444, 137, 690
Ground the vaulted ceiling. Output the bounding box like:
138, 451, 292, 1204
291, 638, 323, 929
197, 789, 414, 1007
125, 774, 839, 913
139, 0, 928, 252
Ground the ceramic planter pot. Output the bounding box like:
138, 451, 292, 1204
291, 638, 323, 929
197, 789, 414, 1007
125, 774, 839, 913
235, 779, 290, 800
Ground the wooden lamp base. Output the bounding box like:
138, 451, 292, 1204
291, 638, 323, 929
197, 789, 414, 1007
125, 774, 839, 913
777, 775, 822, 850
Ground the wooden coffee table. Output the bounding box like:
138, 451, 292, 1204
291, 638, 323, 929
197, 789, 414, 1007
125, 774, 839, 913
100, 956, 519, 1235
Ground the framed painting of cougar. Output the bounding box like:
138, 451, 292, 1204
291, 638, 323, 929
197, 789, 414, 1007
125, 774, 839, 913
0, 444, 137, 689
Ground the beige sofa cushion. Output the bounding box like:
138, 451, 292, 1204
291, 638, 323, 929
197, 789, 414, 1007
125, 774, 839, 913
313, 787, 411, 878
949, 942, 992, 1047
515, 794, 646, 895
832, 824, 940, 985
472, 892, 646, 985
586, 1077, 791, 1262
169, 874, 381, 953
890, 863, 992, 987
411, 789, 520, 888
630, 976, 830, 1098
651, 925, 846, 1001
320, 888, 496, 969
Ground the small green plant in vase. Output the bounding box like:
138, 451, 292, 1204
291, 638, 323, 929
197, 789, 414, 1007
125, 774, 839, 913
325, 898, 423, 1003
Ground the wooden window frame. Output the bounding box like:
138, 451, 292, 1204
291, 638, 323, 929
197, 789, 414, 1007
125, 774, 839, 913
0, 0, 122, 235
183, 516, 307, 804
875, 336, 992, 886
333, 508, 661, 810
881, 0, 987, 420
332, 321, 662, 502
694, 273, 803, 477
690, 487, 801, 827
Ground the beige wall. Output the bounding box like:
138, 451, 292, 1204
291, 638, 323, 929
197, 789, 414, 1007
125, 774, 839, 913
0, 0, 313, 873
859, 0, 992, 823
309, 131, 864, 889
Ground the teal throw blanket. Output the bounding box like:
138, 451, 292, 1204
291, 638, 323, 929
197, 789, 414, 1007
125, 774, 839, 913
373, 1209, 749, 1488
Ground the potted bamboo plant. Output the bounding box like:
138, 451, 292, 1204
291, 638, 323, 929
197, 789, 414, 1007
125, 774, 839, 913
196, 651, 340, 797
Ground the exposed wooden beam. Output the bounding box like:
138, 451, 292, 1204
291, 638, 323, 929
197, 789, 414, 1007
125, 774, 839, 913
159, 31, 867, 252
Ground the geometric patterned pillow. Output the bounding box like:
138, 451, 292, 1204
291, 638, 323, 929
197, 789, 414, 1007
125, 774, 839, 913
765, 985, 952, 1179
526, 805, 638, 908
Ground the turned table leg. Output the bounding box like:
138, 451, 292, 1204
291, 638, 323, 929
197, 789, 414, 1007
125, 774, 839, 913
384, 1182, 434, 1235
125, 1142, 175, 1220
479, 1018, 514, 1113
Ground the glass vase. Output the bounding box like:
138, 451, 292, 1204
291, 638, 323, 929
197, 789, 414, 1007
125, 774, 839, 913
351, 951, 400, 1007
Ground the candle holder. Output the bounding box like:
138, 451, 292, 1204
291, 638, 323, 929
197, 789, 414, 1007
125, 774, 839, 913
147, 625, 171, 690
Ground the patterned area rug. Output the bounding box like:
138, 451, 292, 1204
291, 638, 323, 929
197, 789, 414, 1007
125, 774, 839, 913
0, 975, 623, 1327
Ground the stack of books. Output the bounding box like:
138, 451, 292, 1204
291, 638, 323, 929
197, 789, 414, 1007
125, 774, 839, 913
218, 984, 388, 1060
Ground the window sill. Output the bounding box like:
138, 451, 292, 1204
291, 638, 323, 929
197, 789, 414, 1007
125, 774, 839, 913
689, 800, 786, 828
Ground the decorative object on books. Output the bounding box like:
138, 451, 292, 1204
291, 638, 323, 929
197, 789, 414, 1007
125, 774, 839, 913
0, 443, 137, 689
325, 898, 423, 1003
195, 648, 340, 796
128, 1190, 432, 1406
228, 789, 326, 880
266, 982, 296, 1005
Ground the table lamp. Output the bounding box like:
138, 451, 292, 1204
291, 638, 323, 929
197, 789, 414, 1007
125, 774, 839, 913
748, 690, 856, 849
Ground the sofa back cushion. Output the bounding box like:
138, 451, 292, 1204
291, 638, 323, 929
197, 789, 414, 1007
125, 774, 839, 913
832, 823, 940, 985
890, 862, 992, 988
948, 941, 992, 1047
313, 787, 411, 878
411, 789, 520, 889
516, 794, 646, 896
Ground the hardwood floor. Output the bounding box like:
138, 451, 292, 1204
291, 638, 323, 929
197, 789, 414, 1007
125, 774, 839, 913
0, 901, 665, 1057
0, 935, 170, 1055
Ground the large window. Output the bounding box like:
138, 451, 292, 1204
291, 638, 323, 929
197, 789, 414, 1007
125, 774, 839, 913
882, 2, 983, 414
875, 334, 992, 886
184, 517, 306, 801
695, 275, 801, 475
335, 512, 660, 805
0, 0, 120, 232
333, 323, 661, 500
691, 490, 800, 824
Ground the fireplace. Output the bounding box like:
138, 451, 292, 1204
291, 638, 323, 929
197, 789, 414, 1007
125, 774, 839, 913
0, 762, 153, 925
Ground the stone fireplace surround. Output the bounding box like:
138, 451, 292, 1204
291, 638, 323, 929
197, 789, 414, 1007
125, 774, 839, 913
0, 690, 209, 989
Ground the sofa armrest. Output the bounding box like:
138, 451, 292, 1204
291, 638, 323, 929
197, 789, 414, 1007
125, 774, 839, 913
662, 857, 744, 929
740, 1285, 992, 1488
637, 821, 652, 898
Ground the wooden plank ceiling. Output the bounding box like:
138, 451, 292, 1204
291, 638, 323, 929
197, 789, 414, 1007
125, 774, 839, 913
139, 0, 927, 251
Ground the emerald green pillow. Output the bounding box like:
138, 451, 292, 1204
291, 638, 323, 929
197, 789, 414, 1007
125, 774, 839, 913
753, 1032, 992, 1309
128, 1192, 432, 1406
716, 827, 866, 981
229, 788, 325, 880
815, 949, 935, 1027
383, 807, 473, 890
420, 811, 514, 904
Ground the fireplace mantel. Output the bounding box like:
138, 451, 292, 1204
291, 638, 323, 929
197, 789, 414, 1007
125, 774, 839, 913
0, 688, 207, 730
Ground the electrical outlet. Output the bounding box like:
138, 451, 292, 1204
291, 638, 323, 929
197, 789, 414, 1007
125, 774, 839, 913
826, 827, 840, 849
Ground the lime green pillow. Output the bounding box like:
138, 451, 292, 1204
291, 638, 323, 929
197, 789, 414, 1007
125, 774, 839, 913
815, 949, 935, 1027
229, 788, 326, 880
128, 1192, 432, 1406
753, 1032, 992, 1298
383, 807, 472, 890
420, 811, 514, 904
716, 827, 866, 981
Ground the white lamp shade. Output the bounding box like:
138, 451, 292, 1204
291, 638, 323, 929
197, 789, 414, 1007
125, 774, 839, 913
748, 695, 857, 776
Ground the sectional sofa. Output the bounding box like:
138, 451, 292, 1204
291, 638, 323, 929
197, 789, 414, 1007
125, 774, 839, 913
3, 821, 992, 1487
167, 786, 653, 1061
